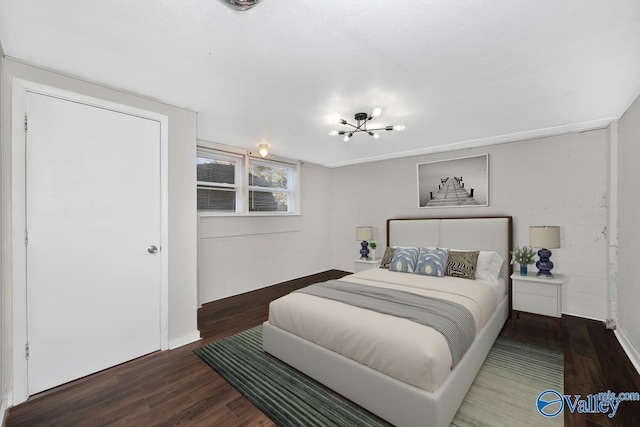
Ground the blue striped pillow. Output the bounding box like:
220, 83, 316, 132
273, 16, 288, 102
389, 247, 420, 273
415, 247, 448, 277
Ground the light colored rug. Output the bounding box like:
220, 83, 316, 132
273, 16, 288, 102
195, 326, 563, 427
451, 337, 563, 427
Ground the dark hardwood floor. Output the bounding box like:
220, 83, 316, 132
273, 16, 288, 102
6, 270, 640, 426
503, 313, 640, 427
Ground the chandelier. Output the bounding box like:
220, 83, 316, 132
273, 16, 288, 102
328, 108, 405, 142
220, 0, 261, 11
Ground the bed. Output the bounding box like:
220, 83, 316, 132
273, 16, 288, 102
263, 216, 512, 427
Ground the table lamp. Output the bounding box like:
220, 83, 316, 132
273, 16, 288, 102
529, 226, 560, 278
356, 226, 373, 259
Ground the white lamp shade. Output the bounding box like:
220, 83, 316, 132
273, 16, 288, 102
530, 226, 560, 249
356, 226, 373, 241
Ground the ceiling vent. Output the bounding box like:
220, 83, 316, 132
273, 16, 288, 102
221, 0, 261, 11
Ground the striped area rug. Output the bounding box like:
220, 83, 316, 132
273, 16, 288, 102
194, 326, 563, 427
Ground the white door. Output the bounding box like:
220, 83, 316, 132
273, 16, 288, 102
25, 91, 162, 395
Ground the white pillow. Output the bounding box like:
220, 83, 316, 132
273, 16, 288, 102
475, 251, 493, 281
476, 251, 504, 288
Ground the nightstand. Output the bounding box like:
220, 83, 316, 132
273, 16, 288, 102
511, 272, 564, 338
354, 259, 381, 273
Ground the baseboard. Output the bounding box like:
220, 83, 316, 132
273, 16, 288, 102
614, 328, 640, 375
169, 331, 201, 349
201, 269, 350, 305
562, 311, 605, 322
1, 396, 7, 427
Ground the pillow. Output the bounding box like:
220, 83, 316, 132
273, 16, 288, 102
389, 247, 420, 273
487, 252, 504, 288
475, 251, 495, 281
414, 247, 448, 277
446, 250, 480, 279
379, 247, 396, 269
476, 251, 504, 288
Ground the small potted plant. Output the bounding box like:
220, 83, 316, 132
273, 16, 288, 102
369, 242, 378, 260
511, 246, 536, 276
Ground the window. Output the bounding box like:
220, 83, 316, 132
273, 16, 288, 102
197, 150, 242, 212
197, 147, 299, 214
248, 159, 294, 212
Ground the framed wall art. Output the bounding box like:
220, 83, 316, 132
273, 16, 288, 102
417, 154, 489, 208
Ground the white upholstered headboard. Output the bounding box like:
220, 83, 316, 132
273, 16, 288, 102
387, 217, 513, 287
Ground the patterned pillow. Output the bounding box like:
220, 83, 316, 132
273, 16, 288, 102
379, 247, 396, 269
389, 247, 420, 273
415, 247, 448, 277
446, 250, 480, 279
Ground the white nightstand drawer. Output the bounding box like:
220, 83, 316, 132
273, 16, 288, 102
513, 293, 560, 317
515, 281, 558, 298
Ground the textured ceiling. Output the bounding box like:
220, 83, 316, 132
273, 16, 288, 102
1, 0, 639, 167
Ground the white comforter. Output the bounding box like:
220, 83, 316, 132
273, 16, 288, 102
267, 268, 498, 392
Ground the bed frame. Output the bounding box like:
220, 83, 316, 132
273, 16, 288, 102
263, 216, 512, 427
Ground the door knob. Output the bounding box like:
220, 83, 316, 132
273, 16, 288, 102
147, 245, 158, 254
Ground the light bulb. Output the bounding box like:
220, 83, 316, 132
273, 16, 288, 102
371, 107, 382, 118
394, 124, 405, 131
343, 134, 351, 142
327, 114, 341, 124
372, 132, 380, 139
328, 130, 339, 136
258, 144, 269, 158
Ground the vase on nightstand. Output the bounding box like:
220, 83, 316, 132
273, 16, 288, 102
520, 265, 528, 276
370, 249, 376, 260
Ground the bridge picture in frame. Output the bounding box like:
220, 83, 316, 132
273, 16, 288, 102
417, 154, 489, 208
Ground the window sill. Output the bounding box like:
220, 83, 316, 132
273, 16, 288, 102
198, 212, 301, 218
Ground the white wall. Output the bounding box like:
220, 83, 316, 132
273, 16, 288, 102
1, 58, 199, 384
0, 41, 8, 422
617, 92, 640, 370
198, 162, 333, 303
331, 129, 610, 320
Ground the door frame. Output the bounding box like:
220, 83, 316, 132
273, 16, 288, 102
10, 78, 169, 404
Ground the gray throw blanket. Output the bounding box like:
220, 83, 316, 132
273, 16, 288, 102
295, 280, 475, 368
